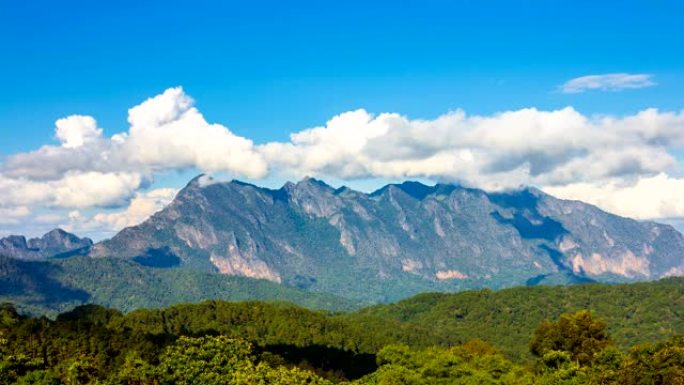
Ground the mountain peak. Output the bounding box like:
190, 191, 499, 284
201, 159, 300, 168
42, 228, 70, 238
279, 177, 335, 197
296, 176, 333, 190
186, 174, 212, 188
0, 229, 92, 261
370, 180, 447, 200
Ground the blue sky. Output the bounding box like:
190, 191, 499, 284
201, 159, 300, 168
2, 0, 684, 149
2, 0, 684, 238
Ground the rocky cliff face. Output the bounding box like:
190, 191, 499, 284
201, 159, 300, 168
0, 229, 93, 261
90, 175, 684, 302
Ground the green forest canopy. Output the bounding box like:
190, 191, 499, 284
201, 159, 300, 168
1, 277, 683, 384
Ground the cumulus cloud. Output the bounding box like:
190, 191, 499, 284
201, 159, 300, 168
544, 174, 684, 220
4, 88, 267, 182
1, 87, 265, 210
261, 106, 684, 192
560, 73, 656, 93
0, 171, 144, 209
121, 88, 267, 177
55, 115, 103, 148
3, 86, 684, 237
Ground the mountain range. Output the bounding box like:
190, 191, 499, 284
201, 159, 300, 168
0, 228, 92, 261
2, 175, 683, 310
89, 175, 684, 301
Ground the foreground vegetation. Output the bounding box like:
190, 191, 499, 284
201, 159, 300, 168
1, 303, 681, 384
1, 277, 683, 384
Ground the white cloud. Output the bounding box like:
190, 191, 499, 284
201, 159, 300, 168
2, 87, 267, 183
122, 87, 267, 178
0, 171, 144, 209
48, 188, 178, 240
33, 213, 65, 224
55, 115, 103, 148
544, 173, 684, 220
91, 188, 178, 229
0, 206, 30, 224
560, 73, 656, 94
1, 87, 266, 210
262, 106, 684, 191
3, 86, 684, 237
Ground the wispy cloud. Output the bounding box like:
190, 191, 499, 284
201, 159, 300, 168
560, 73, 656, 94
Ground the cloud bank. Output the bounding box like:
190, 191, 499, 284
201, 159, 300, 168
2, 87, 684, 237
560, 73, 656, 93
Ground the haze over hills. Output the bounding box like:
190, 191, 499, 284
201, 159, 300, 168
82, 175, 684, 303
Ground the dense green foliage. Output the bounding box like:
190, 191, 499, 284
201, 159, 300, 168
529, 310, 611, 365
353, 277, 684, 357
1, 299, 682, 384
3, 253, 681, 362
0, 255, 356, 316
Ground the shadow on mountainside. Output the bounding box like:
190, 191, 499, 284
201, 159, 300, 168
0, 256, 90, 306
132, 247, 182, 268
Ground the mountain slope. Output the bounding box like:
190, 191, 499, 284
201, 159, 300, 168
5, 277, 679, 360
0, 255, 355, 316
0, 228, 92, 261
90, 175, 684, 302
350, 277, 684, 357
107, 278, 684, 357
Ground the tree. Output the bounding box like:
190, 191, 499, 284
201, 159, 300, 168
60, 356, 99, 385
530, 310, 612, 366
0, 303, 21, 327
232, 362, 333, 385
16, 370, 61, 385
619, 335, 684, 385
155, 335, 332, 385
358, 342, 527, 384
156, 336, 253, 385
110, 351, 157, 385
536, 350, 586, 385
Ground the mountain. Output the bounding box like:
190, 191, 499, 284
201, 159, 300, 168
0, 228, 92, 261
89, 175, 684, 302
0, 254, 355, 317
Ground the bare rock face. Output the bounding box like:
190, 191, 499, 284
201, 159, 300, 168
89, 175, 684, 302
0, 229, 92, 261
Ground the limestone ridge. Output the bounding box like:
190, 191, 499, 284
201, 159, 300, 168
86, 175, 684, 302
0, 229, 93, 261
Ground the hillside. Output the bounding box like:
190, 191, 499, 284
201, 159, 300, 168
108, 277, 684, 358
0, 255, 355, 316
1, 278, 682, 384
3, 268, 680, 357
351, 277, 684, 357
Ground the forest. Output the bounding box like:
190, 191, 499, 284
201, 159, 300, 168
1, 278, 683, 384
